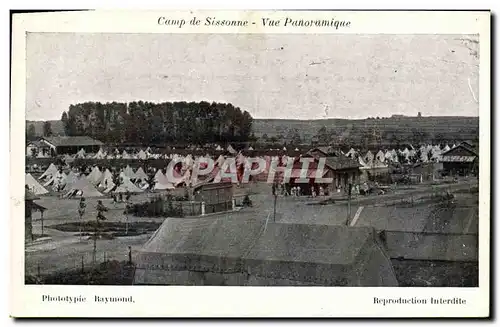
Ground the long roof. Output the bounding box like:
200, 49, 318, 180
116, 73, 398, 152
42, 136, 103, 147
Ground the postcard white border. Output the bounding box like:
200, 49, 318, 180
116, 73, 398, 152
10, 10, 491, 318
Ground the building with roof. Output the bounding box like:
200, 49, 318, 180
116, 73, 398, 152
26, 140, 52, 157
440, 142, 478, 176
39, 136, 104, 155
307, 147, 361, 191
133, 217, 399, 286
193, 181, 234, 214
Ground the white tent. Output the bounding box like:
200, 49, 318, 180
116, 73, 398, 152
154, 169, 165, 182
215, 145, 223, 151
113, 177, 144, 194
64, 177, 103, 198
98, 169, 115, 189
122, 150, 132, 159
443, 144, 451, 152
39, 163, 58, 180
124, 165, 135, 179
87, 166, 102, 185
153, 171, 175, 190
295, 148, 299, 151
93, 148, 107, 159
358, 156, 370, 168
137, 150, 147, 160
25, 173, 49, 195
364, 151, 374, 164
63, 171, 80, 190
227, 145, 237, 155
346, 148, 357, 158
76, 148, 86, 159
43, 171, 66, 188
375, 150, 385, 163
134, 167, 148, 182
283, 147, 287, 151
216, 155, 225, 167
248, 146, 254, 151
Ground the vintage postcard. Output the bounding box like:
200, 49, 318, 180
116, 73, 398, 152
10, 10, 490, 317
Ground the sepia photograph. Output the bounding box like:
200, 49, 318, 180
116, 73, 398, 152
10, 10, 490, 317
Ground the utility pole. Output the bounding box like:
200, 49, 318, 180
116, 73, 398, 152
78, 199, 86, 241
273, 193, 277, 222
346, 183, 352, 226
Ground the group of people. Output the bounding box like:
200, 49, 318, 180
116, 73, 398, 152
272, 183, 329, 198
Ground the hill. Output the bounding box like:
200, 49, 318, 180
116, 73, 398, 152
26, 115, 479, 146
252, 116, 479, 145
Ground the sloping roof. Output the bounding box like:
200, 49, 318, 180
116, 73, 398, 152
324, 156, 361, 170
135, 218, 397, 286
441, 143, 478, 157
42, 136, 103, 147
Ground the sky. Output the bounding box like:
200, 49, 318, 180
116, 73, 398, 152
25, 33, 479, 121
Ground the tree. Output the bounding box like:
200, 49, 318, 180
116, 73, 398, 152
43, 121, 52, 137
61, 111, 69, 135
26, 123, 36, 141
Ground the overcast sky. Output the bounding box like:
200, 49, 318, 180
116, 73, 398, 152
26, 33, 479, 121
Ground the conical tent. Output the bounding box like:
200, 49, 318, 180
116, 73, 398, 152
124, 165, 135, 179
94, 148, 106, 159
63, 171, 80, 190
76, 148, 86, 158
122, 150, 131, 159
364, 151, 374, 163
113, 177, 144, 193
44, 171, 66, 188
248, 146, 254, 151
87, 166, 102, 185
25, 173, 49, 195
134, 167, 148, 182
358, 156, 370, 168
346, 148, 357, 158
153, 171, 175, 190
137, 150, 147, 160
98, 169, 115, 189
64, 177, 103, 198
215, 145, 223, 151
227, 145, 237, 155
154, 169, 165, 182
375, 150, 385, 163
39, 163, 58, 180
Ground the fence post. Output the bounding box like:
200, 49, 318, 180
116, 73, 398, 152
201, 202, 206, 216
81, 256, 84, 273
232, 197, 236, 211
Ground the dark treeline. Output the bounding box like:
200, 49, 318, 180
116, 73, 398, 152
61, 101, 254, 146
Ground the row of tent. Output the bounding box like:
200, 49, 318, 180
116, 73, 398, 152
35, 144, 305, 160
345, 143, 456, 167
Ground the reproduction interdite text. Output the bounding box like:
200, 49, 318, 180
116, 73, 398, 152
374, 297, 467, 306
